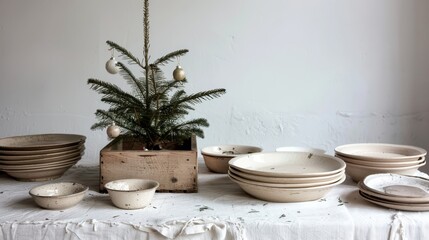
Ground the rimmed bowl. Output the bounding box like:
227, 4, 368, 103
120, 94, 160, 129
346, 161, 426, 182
335, 143, 426, 161
29, 182, 88, 210
105, 179, 159, 209
201, 145, 262, 173
337, 155, 426, 167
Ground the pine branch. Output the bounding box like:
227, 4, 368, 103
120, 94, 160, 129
153, 49, 189, 66
168, 88, 226, 106
106, 41, 143, 68
88, 79, 144, 107
116, 61, 146, 98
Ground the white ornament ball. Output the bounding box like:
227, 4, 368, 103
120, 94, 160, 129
173, 65, 186, 81
105, 57, 119, 74
106, 122, 121, 138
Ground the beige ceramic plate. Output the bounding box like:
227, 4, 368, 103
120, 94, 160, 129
0, 141, 84, 156
0, 151, 83, 168
3, 162, 76, 181
358, 182, 429, 204
346, 161, 426, 182
335, 143, 426, 161
0, 155, 81, 170
228, 170, 345, 188
29, 182, 88, 210
337, 154, 425, 167
0, 134, 86, 150
229, 152, 346, 177
229, 166, 345, 184
0, 145, 84, 161
359, 191, 429, 211
230, 174, 346, 202
275, 146, 325, 154
362, 173, 429, 198
201, 145, 263, 157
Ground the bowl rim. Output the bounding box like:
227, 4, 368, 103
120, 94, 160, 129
201, 145, 263, 157
104, 178, 160, 192
29, 182, 89, 199
346, 160, 426, 170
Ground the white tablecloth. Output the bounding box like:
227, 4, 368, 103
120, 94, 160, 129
1, 161, 429, 240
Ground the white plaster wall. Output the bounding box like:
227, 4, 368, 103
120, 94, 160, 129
0, 0, 428, 172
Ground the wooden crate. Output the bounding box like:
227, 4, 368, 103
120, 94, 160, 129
99, 135, 198, 193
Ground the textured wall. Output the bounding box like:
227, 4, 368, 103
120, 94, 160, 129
0, 0, 428, 172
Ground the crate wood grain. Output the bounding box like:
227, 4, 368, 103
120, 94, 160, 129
100, 135, 198, 193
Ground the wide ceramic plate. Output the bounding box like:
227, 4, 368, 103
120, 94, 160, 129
335, 143, 426, 161
228, 170, 345, 188
358, 182, 429, 204
0, 150, 83, 166
359, 191, 429, 211
229, 166, 345, 184
3, 162, 76, 181
201, 145, 263, 157
362, 173, 429, 198
0, 141, 84, 156
276, 146, 325, 154
229, 152, 346, 177
0, 145, 84, 161
345, 161, 425, 182
0, 134, 86, 150
337, 154, 426, 166
0, 155, 81, 170
229, 174, 345, 202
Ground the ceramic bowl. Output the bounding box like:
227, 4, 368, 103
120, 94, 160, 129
3, 162, 76, 181
29, 182, 88, 210
229, 174, 346, 202
275, 146, 325, 154
105, 179, 159, 210
345, 161, 426, 182
336, 154, 425, 167
201, 145, 263, 173
335, 143, 426, 161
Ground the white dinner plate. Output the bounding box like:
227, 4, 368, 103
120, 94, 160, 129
359, 191, 429, 211
358, 181, 429, 204
335, 143, 426, 161
229, 152, 346, 177
362, 173, 429, 198
229, 166, 345, 184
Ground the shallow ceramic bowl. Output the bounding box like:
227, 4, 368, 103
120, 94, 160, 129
336, 154, 425, 167
105, 179, 159, 210
29, 182, 88, 210
346, 161, 426, 182
335, 143, 426, 161
201, 145, 263, 173
3, 162, 76, 181
229, 174, 346, 202
275, 146, 325, 154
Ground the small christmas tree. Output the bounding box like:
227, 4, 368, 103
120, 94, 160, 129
88, 0, 225, 150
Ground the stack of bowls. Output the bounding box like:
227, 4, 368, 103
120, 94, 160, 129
335, 143, 427, 182
228, 152, 346, 202
0, 134, 86, 181
358, 173, 429, 211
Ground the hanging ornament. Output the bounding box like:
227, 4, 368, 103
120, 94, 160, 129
105, 48, 119, 74
173, 65, 186, 81
106, 122, 121, 138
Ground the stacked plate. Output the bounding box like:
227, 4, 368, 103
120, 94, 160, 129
228, 152, 346, 202
335, 143, 427, 182
358, 173, 429, 211
0, 134, 86, 181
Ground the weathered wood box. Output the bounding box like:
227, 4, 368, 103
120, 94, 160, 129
99, 135, 198, 193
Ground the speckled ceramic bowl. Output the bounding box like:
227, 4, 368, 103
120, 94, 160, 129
201, 145, 263, 173
29, 182, 88, 210
104, 179, 159, 210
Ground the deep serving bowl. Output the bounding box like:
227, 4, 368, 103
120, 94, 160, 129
29, 182, 88, 210
104, 179, 159, 210
201, 145, 263, 173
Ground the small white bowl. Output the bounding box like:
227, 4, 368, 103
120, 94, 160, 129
105, 179, 159, 210
275, 146, 326, 154
201, 145, 263, 173
29, 182, 88, 210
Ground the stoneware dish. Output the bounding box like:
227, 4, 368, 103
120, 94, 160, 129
29, 182, 88, 210
3, 162, 77, 181
335, 143, 426, 161
201, 145, 263, 173
0, 134, 86, 150
105, 179, 159, 210
345, 161, 426, 182
275, 146, 325, 154
229, 152, 346, 177
362, 173, 429, 198
229, 174, 346, 202
0, 142, 84, 156
358, 181, 429, 204
359, 191, 429, 211
229, 166, 345, 184
336, 154, 425, 167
